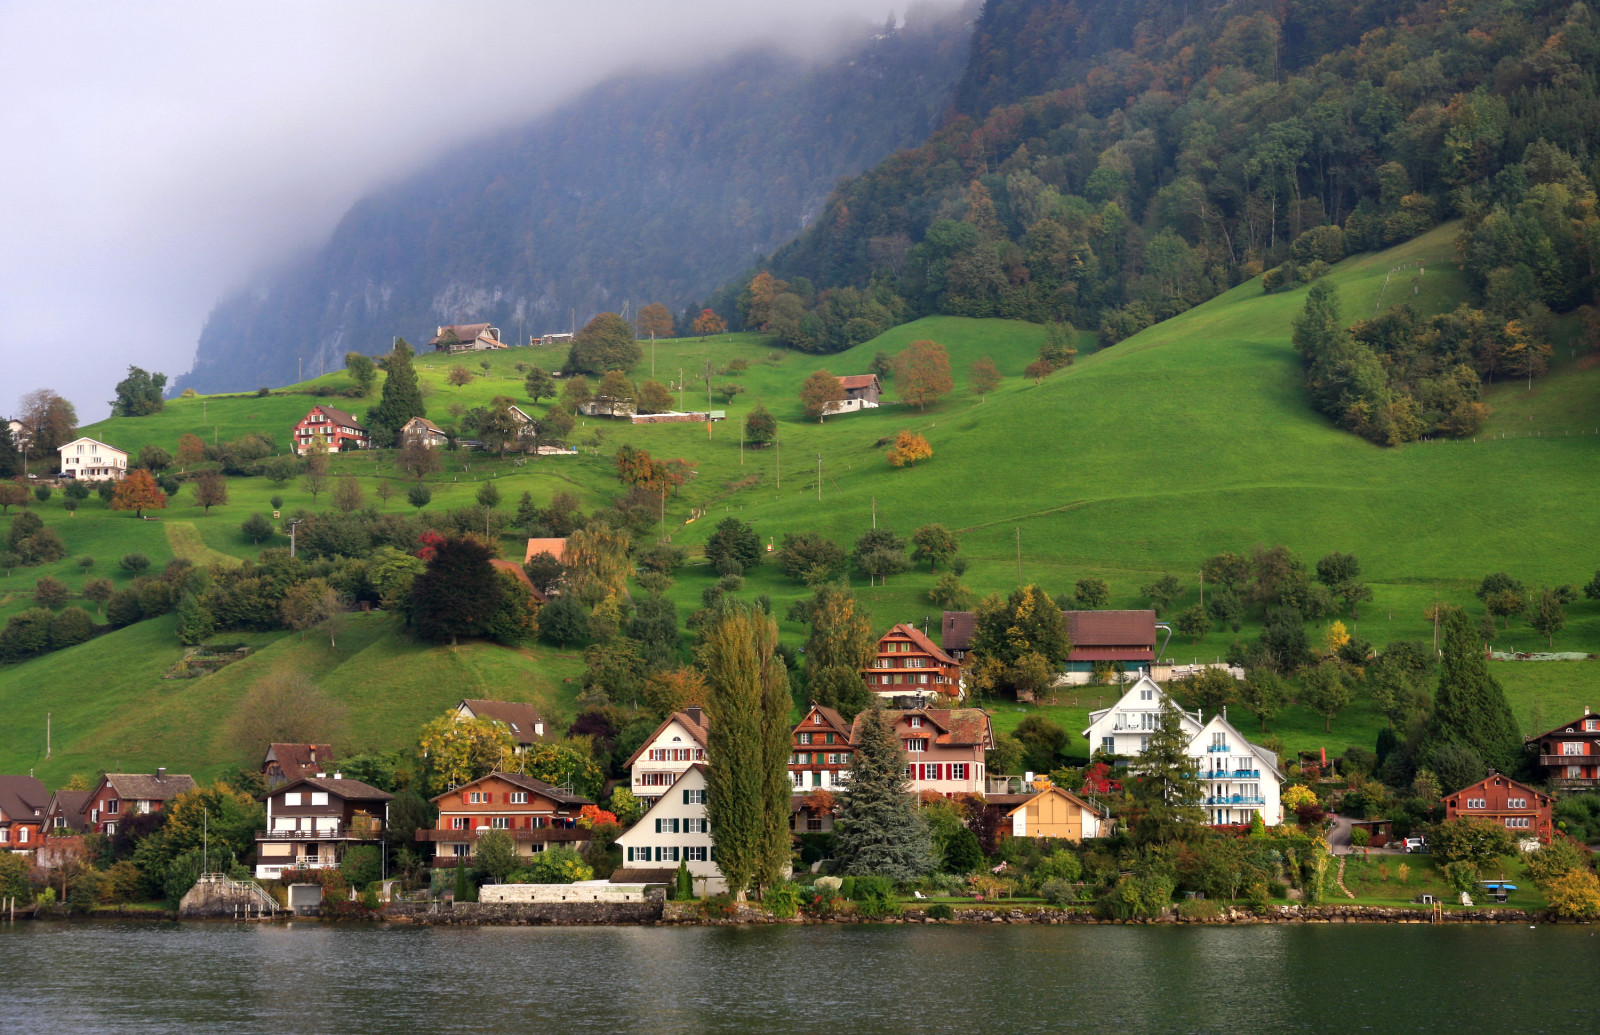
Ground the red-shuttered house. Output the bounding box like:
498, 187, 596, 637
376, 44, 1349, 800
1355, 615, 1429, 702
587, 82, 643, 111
83, 770, 197, 836
851, 707, 993, 795
0, 776, 47, 853
862, 623, 963, 704
1443, 773, 1554, 841
292, 405, 370, 455
1527, 711, 1600, 790
788, 703, 854, 793
418, 772, 593, 867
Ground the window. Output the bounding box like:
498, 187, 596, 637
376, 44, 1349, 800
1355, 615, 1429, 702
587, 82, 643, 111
1140, 688, 1153, 701
807, 817, 824, 832
905, 738, 929, 753
1466, 798, 1486, 809
791, 772, 804, 789
654, 818, 681, 834
687, 846, 709, 862
798, 733, 812, 745
811, 772, 822, 788
795, 752, 811, 764
639, 772, 676, 787
468, 791, 487, 804
682, 789, 707, 805
1507, 797, 1527, 809
951, 763, 968, 781
655, 846, 681, 863
683, 818, 709, 834
451, 817, 468, 830
1563, 742, 1584, 756
827, 753, 846, 765
106, 799, 119, 814
1586, 720, 1598, 731
826, 733, 836, 745
509, 792, 528, 804
1102, 736, 1114, 753
1504, 817, 1530, 829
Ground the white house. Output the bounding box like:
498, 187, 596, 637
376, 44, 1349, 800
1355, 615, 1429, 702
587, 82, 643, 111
1082, 674, 1202, 757
1082, 674, 1282, 827
611, 764, 721, 893
56, 437, 128, 480
624, 707, 709, 804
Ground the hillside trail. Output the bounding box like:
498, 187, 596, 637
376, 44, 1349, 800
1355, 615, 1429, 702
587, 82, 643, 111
1335, 856, 1355, 899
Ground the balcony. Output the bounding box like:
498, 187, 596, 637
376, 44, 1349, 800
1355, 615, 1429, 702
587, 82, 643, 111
1206, 745, 1231, 753
415, 827, 588, 844
1205, 769, 1260, 780
257, 826, 377, 841
1203, 795, 1266, 806
1539, 755, 1596, 767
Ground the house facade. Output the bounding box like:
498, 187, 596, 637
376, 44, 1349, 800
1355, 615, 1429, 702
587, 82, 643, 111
456, 699, 546, 750
292, 405, 370, 455
0, 776, 47, 852
56, 437, 128, 481
863, 623, 963, 704
83, 770, 197, 836
625, 707, 709, 803
417, 772, 591, 866
1443, 773, 1554, 841
940, 609, 1158, 681
1004, 785, 1108, 841
256, 775, 393, 880
1082, 674, 1203, 757
430, 323, 504, 352
821, 374, 882, 416
611, 765, 720, 892
1527, 711, 1600, 789
1193, 713, 1284, 827
852, 708, 992, 795
400, 416, 449, 449
789, 704, 853, 793
262, 743, 336, 788
44, 789, 91, 833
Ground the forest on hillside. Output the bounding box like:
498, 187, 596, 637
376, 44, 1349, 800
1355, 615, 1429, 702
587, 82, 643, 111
706, 0, 1600, 444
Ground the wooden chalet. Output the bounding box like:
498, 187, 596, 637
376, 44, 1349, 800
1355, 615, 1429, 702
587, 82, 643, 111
430, 323, 505, 353
789, 703, 853, 793
1443, 773, 1554, 841
292, 404, 370, 455
821, 373, 883, 416
400, 416, 449, 449
863, 623, 963, 703
1527, 711, 1600, 789
419, 772, 592, 866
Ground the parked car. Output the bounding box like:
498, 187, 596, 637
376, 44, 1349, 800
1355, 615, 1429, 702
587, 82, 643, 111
1402, 837, 1427, 853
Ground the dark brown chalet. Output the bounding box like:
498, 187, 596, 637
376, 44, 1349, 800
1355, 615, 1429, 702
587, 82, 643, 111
1443, 773, 1554, 841
44, 789, 91, 834
863, 623, 962, 704
418, 772, 592, 866
292, 404, 369, 455
84, 770, 197, 836
262, 743, 336, 789
257, 775, 393, 880
1528, 711, 1600, 789
789, 703, 853, 794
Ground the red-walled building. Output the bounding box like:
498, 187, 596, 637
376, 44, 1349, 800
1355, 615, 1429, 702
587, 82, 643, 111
1527, 711, 1600, 790
82, 770, 197, 836
292, 405, 370, 455
1442, 773, 1554, 841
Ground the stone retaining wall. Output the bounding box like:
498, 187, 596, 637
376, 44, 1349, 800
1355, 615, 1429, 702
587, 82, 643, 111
479, 883, 659, 904
389, 900, 664, 925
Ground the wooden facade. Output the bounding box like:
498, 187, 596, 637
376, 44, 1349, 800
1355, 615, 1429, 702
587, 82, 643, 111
83, 770, 196, 836
1443, 773, 1554, 841
1003, 785, 1106, 841
257, 775, 393, 880
789, 703, 853, 793
292, 404, 370, 455
1527, 712, 1600, 789
420, 772, 591, 867
863, 623, 963, 703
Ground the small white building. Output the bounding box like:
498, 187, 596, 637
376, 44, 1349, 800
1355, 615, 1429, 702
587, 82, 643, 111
1082, 674, 1202, 757
57, 437, 128, 480
611, 764, 721, 894
624, 707, 709, 804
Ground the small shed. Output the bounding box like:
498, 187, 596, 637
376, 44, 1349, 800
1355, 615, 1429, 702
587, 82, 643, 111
287, 883, 324, 915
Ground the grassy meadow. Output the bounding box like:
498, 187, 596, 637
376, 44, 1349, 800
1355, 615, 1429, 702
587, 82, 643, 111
2, 221, 1598, 780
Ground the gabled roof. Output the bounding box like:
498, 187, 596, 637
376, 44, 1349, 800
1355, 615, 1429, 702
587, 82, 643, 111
101, 772, 197, 803
837, 374, 881, 390
264, 743, 336, 777
268, 775, 393, 802
401, 416, 445, 434
615, 764, 709, 837
1003, 783, 1102, 818
524, 538, 569, 564
854, 707, 993, 749
1444, 772, 1551, 805
1083, 674, 1202, 738
432, 771, 592, 808
0, 775, 47, 823
1192, 712, 1282, 780
623, 709, 710, 770
941, 611, 977, 652
46, 789, 91, 830
1527, 712, 1600, 742
1067, 610, 1156, 648
431, 323, 494, 345
56, 436, 127, 455
457, 699, 546, 746
304, 405, 367, 430
796, 703, 851, 741
489, 560, 548, 603
880, 623, 958, 666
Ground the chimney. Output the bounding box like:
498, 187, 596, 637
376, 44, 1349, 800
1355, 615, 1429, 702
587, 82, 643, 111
156, 767, 166, 780
685, 706, 704, 727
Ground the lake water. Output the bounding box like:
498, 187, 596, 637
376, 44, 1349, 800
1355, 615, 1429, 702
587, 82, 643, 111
2, 921, 1597, 1033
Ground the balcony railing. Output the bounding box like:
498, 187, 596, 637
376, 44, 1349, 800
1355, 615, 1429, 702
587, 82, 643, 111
1206, 745, 1231, 753
1203, 795, 1266, 806
1539, 755, 1596, 767
258, 827, 380, 841
415, 828, 588, 844
1205, 769, 1260, 780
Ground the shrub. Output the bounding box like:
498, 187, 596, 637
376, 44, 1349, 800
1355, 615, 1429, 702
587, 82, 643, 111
119, 552, 151, 575
1097, 873, 1175, 919
926, 902, 956, 921
1543, 868, 1600, 920
849, 875, 900, 918
1176, 898, 1224, 920
1525, 835, 1589, 882
763, 881, 802, 919
1431, 817, 1515, 867
1040, 878, 1082, 906
1033, 849, 1083, 884
522, 844, 593, 884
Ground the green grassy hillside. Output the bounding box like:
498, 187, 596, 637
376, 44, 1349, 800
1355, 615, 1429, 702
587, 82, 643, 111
4, 222, 1598, 777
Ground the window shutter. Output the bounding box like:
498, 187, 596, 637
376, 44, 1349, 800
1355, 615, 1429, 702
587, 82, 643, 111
655, 818, 662, 833
683, 789, 690, 805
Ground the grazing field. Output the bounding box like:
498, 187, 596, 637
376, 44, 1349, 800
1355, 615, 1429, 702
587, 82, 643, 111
4, 222, 1598, 773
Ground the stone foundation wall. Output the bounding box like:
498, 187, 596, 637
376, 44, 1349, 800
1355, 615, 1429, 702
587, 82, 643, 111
390, 900, 665, 925
479, 883, 659, 904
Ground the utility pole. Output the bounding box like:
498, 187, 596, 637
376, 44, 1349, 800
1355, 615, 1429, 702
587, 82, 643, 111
679, 368, 685, 411
872, 497, 877, 529
288, 519, 302, 559
44, 712, 50, 760
816, 454, 822, 502
1015, 527, 1022, 583
776, 438, 781, 490
1198, 570, 1204, 610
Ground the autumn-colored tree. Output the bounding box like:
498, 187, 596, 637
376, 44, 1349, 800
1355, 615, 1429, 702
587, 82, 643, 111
886, 431, 933, 468
109, 469, 166, 517
447, 365, 474, 389
892, 340, 953, 410
799, 369, 845, 422
565, 525, 635, 605
1024, 360, 1055, 385
332, 476, 365, 514
743, 271, 783, 330
19, 389, 77, 453
642, 667, 710, 719
969, 356, 1001, 399
1325, 620, 1351, 655
419, 713, 516, 794
691, 308, 727, 338
194, 471, 228, 514
638, 379, 674, 414
637, 303, 674, 341
176, 433, 206, 468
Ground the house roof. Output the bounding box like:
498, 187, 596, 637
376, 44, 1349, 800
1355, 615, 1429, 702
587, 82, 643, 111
1193, 712, 1283, 780
1083, 674, 1203, 738
46, 789, 92, 830
940, 609, 1156, 656
941, 611, 977, 652
431, 323, 494, 345
269, 775, 393, 802
1444, 772, 1550, 805
838, 374, 880, 390
623, 711, 709, 770
402, 416, 445, 434
797, 703, 851, 740
0, 775, 47, 823
490, 560, 547, 603
432, 771, 591, 808
56, 436, 127, 456
102, 772, 197, 802
524, 538, 569, 564
1527, 712, 1600, 742
608, 868, 679, 884
458, 699, 546, 746
853, 708, 992, 749
306, 405, 367, 431
881, 623, 958, 667
264, 743, 337, 779
1003, 784, 1102, 818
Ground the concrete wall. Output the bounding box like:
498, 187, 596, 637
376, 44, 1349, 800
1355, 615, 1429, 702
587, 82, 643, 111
479, 882, 658, 904
395, 899, 664, 924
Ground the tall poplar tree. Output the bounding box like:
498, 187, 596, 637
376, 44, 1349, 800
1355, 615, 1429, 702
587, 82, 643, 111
699, 603, 791, 899
367, 338, 426, 445
833, 707, 934, 879
1425, 607, 1522, 775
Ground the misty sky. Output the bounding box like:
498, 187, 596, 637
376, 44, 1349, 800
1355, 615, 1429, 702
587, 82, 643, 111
0, 0, 903, 424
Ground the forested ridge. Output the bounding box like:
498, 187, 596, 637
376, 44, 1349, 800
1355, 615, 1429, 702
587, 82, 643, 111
709, 0, 1600, 444
178, 5, 974, 394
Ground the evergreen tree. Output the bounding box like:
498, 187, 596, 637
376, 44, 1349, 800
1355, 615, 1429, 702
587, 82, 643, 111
0, 420, 18, 479
833, 707, 934, 880
175, 593, 214, 647
409, 536, 503, 645
367, 339, 426, 445
698, 603, 789, 898
1426, 607, 1523, 775
1127, 696, 1205, 844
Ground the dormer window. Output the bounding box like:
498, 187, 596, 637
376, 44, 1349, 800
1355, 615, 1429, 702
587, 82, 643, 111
909, 716, 923, 728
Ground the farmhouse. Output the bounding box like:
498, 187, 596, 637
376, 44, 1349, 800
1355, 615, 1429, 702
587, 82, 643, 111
399, 416, 448, 449
455, 698, 546, 749
1527, 711, 1600, 790
419, 772, 591, 867
83, 769, 197, 836
0, 775, 47, 852
256, 775, 393, 880
292, 405, 370, 455
625, 707, 709, 804
854, 707, 992, 795
821, 373, 883, 416
1443, 773, 1553, 840
430, 323, 505, 353
261, 743, 336, 788
789, 703, 853, 793
940, 609, 1159, 682
863, 623, 963, 704
56, 436, 128, 480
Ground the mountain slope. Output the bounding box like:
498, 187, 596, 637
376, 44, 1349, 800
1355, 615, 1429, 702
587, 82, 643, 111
178, 5, 974, 394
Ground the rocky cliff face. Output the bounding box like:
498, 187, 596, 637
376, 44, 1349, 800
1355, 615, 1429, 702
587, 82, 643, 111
178, 5, 974, 394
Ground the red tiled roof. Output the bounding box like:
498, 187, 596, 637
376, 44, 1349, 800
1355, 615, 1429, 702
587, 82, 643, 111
1067, 610, 1156, 647
622, 709, 710, 770
305, 405, 367, 431
881, 623, 958, 667
837, 374, 879, 389
851, 708, 992, 749
941, 611, 976, 652
524, 538, 568, 564
798, 703, 851, 740
432, 771, 591, 808
490, 559, 547, 603
264, 743, 336, 780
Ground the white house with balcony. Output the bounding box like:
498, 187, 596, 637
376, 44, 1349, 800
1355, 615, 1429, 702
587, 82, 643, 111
255, 775, 392, 880
57, 437, 128, 481
623, 707, 708, 804
1083, 674, 1282, 827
